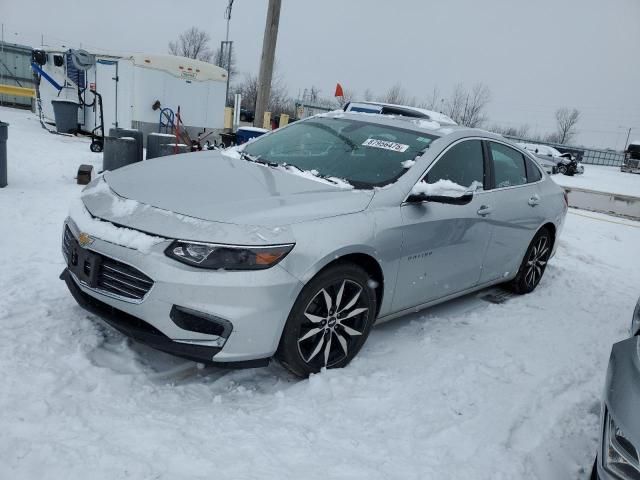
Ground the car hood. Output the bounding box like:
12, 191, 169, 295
81, 152, 373, 243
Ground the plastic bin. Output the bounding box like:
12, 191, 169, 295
109, 128, 143, 163
235, 127, 268, 145
51, 99, 79, 134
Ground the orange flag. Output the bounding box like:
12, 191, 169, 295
334, 83, 344, 97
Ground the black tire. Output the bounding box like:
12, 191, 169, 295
90, 141, 103, 153
558, 164, 567, 175
508, 227, 552, 294
276, 263, 377, 377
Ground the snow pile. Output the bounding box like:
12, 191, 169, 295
83, 177, 146, 218
220, 144, 243, 159
280, 164, 353, 189
411, 179, 480, 197
401, 159, 416, 169
68, 198, 164, 253
413, 119, 441, 130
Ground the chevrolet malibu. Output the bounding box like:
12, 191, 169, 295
61, 111, 567, 377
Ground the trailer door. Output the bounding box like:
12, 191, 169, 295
95, 59, 119, 130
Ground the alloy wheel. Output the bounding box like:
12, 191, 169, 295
297, 279, 370, 368
524, 234, 550, 288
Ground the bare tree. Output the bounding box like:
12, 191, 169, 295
232, 71, 293, 116
363, 88, 374, 102
552, 107, 580, 144
444, 83, 491, 127
419, 86, 443, 111
488, 123, 531, 138
381, 83, 409, 105
168, 27, 213, 62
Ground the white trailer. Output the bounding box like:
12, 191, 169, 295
34, 49, 228, 140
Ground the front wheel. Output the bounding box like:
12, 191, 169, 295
557, 164, 568, 175
277, 264, 377, 377
509, 228, 552, 294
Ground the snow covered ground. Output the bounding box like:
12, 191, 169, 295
552, 163, 640, 197
1, 106, 640, 479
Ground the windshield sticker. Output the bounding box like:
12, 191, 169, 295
362, 138, 410, 153
416, 137, 431, 143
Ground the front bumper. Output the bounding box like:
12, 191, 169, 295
596, 337, 640, 479
62, 219, 304, 366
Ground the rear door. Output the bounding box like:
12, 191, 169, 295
479, 141, 547, 283
393, 139, 493, 311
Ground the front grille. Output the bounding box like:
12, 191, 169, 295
62, 225, 73, 259
64, 225, 154, 301
97, 258, 153, 301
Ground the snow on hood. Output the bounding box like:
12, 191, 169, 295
79, 152, 373, 242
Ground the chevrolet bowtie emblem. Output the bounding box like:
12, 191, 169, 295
78, 232, 94, 247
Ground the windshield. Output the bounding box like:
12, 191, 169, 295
242, 116, 436, 188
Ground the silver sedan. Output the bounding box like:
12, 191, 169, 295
61, 111, 568, 377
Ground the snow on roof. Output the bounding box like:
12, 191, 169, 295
237, 126, 269, 133
352, 101, 457, 126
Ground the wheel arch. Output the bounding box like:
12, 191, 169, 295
303, 250, 385, 318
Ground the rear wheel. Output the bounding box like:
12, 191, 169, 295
277, 264, 376, 377
557, 164, 568, 175
509, 228, 552, 294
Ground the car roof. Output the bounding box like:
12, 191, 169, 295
345, 101, 457, 126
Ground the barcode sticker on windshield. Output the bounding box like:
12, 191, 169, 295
362, 138, 410, 152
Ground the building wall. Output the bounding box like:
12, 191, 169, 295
0, 41, 34, 109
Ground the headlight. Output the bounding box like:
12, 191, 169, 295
604, 410, 640, 479
631, 297, 640, 336
165, 240, 294, 270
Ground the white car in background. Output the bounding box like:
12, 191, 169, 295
518, 142, 585, 175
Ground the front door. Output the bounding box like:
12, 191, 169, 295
393, 139, 494, 312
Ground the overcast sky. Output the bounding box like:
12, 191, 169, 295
2, 0, 639, 148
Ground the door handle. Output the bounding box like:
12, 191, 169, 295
528, 194, 540, 207
477, 205, 493, 216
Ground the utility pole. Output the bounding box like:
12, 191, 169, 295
254, 0, 281, 128
624, 127, 632, 151
223, 0, 234, 106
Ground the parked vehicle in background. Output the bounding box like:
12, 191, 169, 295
61, 110, 567, 377
621, 141, 640, 174
591, 296, 640, 480
517, 142, 584, 176
239, 108, 255, 123
344, 101, 458, 126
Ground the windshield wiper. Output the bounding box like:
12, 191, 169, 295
240, 151, 279, 167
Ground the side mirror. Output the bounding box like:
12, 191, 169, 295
407, 191, 474, 205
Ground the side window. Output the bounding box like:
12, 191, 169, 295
525, 157, 542, 182
489, 142, 527, 188
425, 140, 485, 190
